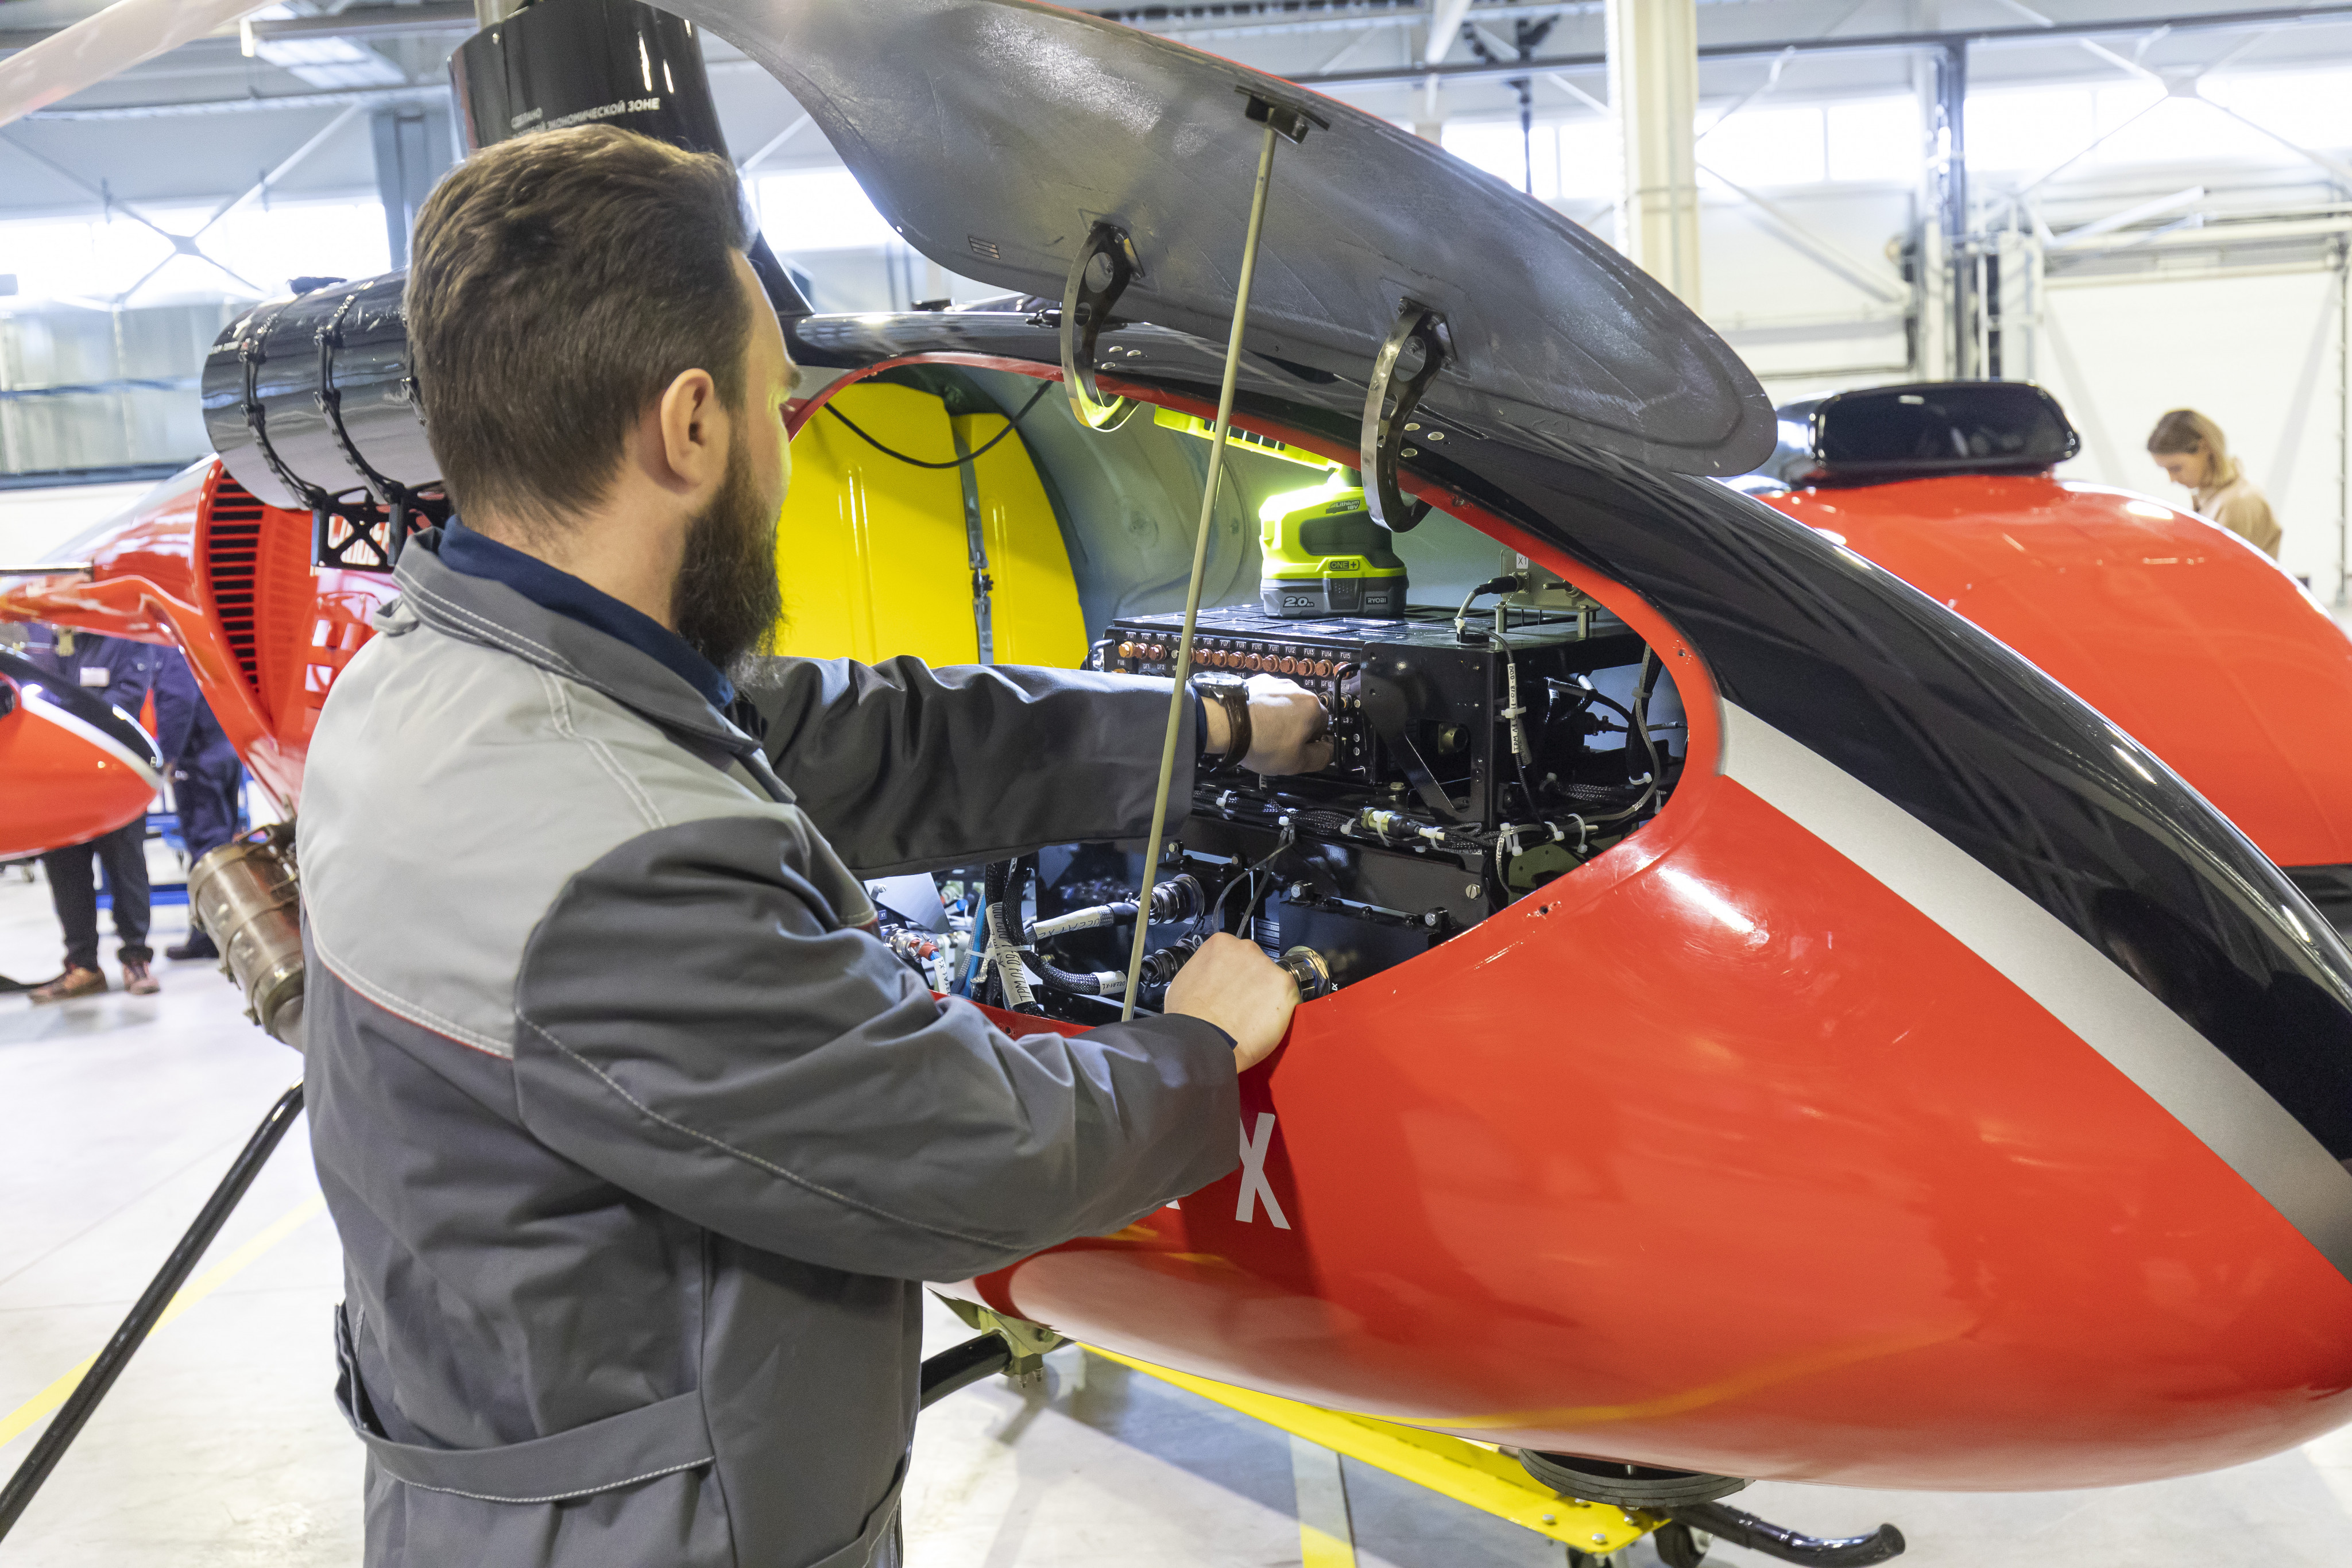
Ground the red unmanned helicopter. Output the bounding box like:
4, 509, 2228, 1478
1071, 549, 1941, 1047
0, 457, 390, 825
1737, 381, 2352, 938
5, 0, 2352, 1552
0, 644, 161, 861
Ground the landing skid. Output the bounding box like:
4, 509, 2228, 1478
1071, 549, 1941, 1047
920, 1311, 1908, 1563
1643, 1501, 1906, 1567
1519, 1450, 1905, 1565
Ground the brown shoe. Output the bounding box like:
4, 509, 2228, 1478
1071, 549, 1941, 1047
29, 966, 107, 1005
122, 959, 160, 996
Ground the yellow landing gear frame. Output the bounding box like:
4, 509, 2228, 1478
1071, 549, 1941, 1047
1080, 1345, 1658, 1565
1071, 1347, 1907, 1568
926, 1300, 1904, 1568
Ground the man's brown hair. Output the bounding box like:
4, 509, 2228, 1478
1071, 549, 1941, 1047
405, 124, 752, 534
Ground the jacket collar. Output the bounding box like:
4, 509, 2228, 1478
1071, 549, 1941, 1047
382, 531, 790, 797
437, 518, 736, 709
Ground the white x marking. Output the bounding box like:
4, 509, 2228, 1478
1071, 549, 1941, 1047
1236, 1112, 1290, 1229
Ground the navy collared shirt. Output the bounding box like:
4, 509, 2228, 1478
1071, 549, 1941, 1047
437, 518, 736, 711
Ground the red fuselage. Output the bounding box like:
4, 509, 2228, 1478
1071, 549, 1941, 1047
1760, 473, 2352, 872
0, 463, 394, 817
957, 498, 2352, 1492
0, 650, 161, 860
8, 431, 2352, 1495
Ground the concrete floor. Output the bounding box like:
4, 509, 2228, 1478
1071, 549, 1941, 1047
4, 864, 2352, 1566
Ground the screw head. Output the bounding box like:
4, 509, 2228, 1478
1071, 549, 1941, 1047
1464, 882, 1481, 899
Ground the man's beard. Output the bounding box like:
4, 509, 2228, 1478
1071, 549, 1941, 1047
672, 442, 783, 673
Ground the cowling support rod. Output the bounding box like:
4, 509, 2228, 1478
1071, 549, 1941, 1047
0, 1083, 307, 1544
1121, 95, 1307, 1020
918, 1334, 1013, 1408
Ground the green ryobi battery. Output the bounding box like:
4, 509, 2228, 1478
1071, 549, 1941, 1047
1258, 480, 1409, 619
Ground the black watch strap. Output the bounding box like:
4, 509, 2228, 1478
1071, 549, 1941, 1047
1196, 677, 1252, 769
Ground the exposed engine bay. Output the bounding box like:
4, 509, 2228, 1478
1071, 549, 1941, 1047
868, 561, 1689, 1023
200, 263, 1700, 1023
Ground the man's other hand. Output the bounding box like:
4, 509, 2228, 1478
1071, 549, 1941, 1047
1163, 932, 1299, 1072
1240, 676, 1334, 775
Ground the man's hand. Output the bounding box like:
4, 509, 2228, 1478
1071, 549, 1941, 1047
1163, 932, 1299, 1072
1241, 675, 1334, 775
1195, 675, 1334, 776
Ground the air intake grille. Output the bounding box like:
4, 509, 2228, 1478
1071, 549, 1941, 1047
205, 474, 268, 691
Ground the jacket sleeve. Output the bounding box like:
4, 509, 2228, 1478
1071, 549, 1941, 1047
509, 813, 1240, 1281
149, 652, 199, 766
740, 656, 1200, 875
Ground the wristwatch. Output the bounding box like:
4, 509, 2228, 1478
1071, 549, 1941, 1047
1194, 674, 1252, 771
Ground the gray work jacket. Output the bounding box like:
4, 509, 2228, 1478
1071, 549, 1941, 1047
300, 536, 1238, 1568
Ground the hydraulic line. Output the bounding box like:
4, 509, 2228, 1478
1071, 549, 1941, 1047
1123, 114, 1286, 1020
1030, 875, 1201, 941
1009, 877, 1208, 998
981, 860, 1042, 1013
1030, 939, 1201, 998
1031, 902, 1140, 940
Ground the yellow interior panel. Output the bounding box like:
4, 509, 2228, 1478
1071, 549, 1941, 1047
773, 382, 978, 666
954, 410, 1090, 669
772, 382, 1086, 669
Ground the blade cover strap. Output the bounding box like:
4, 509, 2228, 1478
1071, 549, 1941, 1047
238, 297, 338, 525
313, 288, 420, 571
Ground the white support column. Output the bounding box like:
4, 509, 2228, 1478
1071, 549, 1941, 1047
1911, 51, 1947, 380
1411, 13, 1452, 146
1413, 73, 1444, 144
2336, 243, 2349, 607
1606, 0, 1701, 309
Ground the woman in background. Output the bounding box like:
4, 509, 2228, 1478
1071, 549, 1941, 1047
2147, 408, 2282, 559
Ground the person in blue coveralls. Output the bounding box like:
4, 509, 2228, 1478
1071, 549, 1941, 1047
150, 649, 245, 962
25, 626, 162, 1002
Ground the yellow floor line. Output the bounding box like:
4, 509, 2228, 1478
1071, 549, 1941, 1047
0, 1193, 327, 1450
1300, 1521, 1357, 1568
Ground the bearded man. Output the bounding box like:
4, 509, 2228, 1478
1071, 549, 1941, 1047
299, 125, 1327, 1568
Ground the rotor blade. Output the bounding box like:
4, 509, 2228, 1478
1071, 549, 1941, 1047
0, 0, 276, 131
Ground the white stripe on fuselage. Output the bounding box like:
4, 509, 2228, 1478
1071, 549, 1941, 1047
21, 688, 161, 791
1720, 699, 2352, 1282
